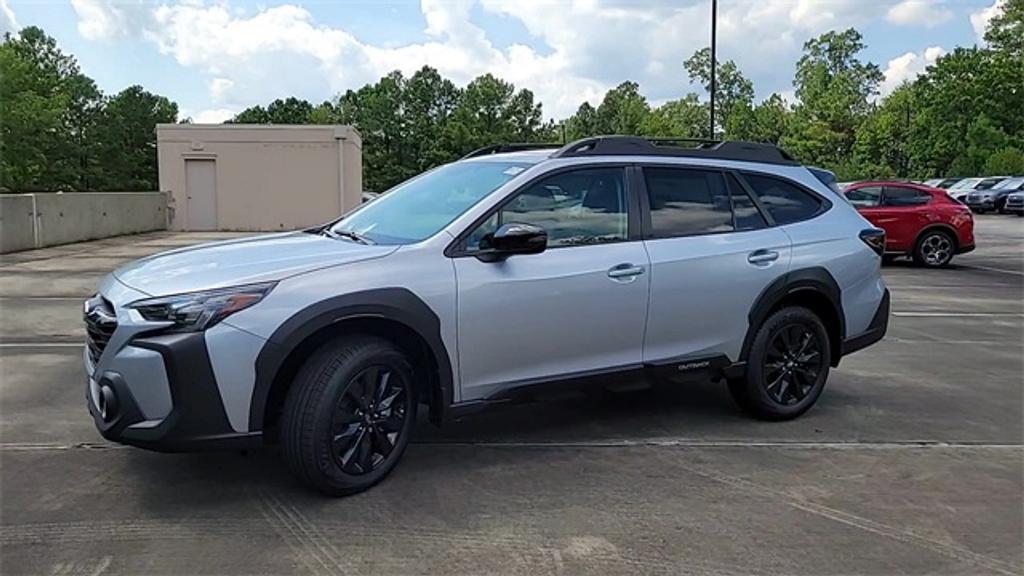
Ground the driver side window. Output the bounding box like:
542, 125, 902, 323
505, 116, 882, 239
466, 167, 629, 251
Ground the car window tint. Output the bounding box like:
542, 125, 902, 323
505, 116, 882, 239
883, 186, 931, 207
644, 168, 733, 237
744, 174, 823, 224
727, 174, 766, 231
846, 186, 882, 208
467, 167, 628, 250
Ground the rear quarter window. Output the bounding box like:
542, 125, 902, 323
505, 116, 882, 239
743, 173, 827, 225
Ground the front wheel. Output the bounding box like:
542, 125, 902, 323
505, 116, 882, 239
280, 337, 417, 496
913, 230, 955, 268
729, 307, 831, 421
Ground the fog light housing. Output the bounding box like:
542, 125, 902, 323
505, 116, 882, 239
97, 383, 118, 422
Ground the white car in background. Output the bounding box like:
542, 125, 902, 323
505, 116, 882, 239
946, 177, 984, 202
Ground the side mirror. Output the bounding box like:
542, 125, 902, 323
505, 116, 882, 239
477, 222, 547, 261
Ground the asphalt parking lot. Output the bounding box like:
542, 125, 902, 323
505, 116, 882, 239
1, 217, 1021, 576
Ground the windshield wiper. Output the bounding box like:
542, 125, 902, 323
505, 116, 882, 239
322, 227, 374, 245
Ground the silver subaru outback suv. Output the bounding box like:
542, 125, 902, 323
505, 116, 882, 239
84, 136, 890, 495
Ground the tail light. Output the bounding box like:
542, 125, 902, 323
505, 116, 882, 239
859, 228, 886, 256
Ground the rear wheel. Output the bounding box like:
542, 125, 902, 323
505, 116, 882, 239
913, 230, 955, 268
729, 307, 831, 421
281, 336, 417, 496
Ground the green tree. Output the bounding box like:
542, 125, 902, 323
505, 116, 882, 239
231, 105, 271, 123
853, 84, 915, 177
640, 94, 707, 138
443, 73, 543, 155
595, 81, 650, 135
95, 86, 178, 190
1, 27, 80, 190
1, 27, 179, 192
784, 28, 883, 174
684, 48, 754, 136
726, 93, 791, 144
983, 147, 1024, 174
985, 0, 1023, 56
564, 102, 600, 140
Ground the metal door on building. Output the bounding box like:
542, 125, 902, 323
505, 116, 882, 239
185, 159, 218, 230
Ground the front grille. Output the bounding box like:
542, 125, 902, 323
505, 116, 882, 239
1007, 197, 1023, 206
967, 194, 979, 203
84, 295, 117, 364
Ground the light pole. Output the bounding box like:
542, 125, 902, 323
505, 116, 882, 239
709, 0, 718, 139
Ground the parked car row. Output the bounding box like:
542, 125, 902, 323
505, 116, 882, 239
922, 176, 1024, 213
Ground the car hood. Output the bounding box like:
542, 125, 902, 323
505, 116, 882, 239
113, 232, 398, 297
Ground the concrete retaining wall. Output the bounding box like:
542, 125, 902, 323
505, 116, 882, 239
0, 192, 168, 253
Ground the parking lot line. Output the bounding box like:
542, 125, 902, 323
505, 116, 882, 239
893, 311, 1024, 317
960, 264, 1024, 276
0, 343, 82, 348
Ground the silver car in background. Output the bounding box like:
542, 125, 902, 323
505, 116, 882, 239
966, 176, 1024, 213
84, 136, 890, 495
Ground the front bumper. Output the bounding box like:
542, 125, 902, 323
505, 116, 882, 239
87, 332, 262, 452
965, 199, 994, 211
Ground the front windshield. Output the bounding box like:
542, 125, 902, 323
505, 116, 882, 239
329, 161, 532, 245
976, 178, 1004, 190
951, 178, 981, 190
994, 177, 1023, 190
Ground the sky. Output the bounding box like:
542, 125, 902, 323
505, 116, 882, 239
0, 0, 1007, 123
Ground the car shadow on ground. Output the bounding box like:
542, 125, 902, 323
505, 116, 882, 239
121, 378, 862, 508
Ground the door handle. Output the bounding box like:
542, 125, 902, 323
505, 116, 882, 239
747, 250, 780, 265
608, 263, 645, 278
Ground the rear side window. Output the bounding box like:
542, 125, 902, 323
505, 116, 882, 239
644, 168, 733, 237
744, 174, 824, 224
883, 186, 931, 207
846, 186, 882, 208
727, 174, 767, 231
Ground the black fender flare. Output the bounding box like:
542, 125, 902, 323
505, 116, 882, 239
248, 288, 454, 432
739, 267, 845, 365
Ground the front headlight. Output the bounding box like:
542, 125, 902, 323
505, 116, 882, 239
128, 282, 276, 332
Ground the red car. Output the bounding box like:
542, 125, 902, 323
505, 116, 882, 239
844, 181, 975, 267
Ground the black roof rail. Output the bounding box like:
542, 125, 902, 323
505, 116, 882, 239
550, 135, 799, 166
461, 142, 564, 160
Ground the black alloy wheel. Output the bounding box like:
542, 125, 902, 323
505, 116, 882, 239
728, 306, 831, 420
762, 323, 824, 406
281, 336, 417, 496
331, 365, 408, 475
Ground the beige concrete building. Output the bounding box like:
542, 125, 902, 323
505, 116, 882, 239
157, 124, 362, 231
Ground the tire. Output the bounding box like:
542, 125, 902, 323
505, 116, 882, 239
729, 306, 831, 421
912, 229, 955, 268
280, 336, 417, 496
1017, 212, 1023, 217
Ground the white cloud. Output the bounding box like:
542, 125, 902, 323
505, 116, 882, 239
209, 78, 234, 103
71, 0, 150, 41
72, 0, 907, 119
880, 45, 945, 96
1, 0, 19, 34
186, 108, 236, 124
886, 1, 953, 27
970, 0, 1005, 43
